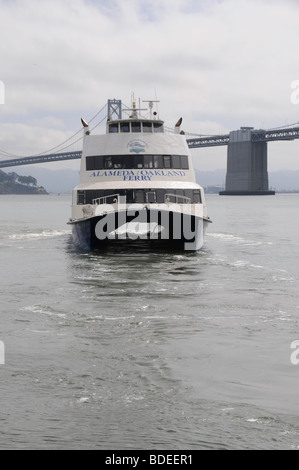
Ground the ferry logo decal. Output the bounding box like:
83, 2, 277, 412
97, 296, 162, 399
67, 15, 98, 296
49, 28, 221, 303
127, 139, 148, 154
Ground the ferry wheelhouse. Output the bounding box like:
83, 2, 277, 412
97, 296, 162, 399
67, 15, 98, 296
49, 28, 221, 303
69, 99, 211, 250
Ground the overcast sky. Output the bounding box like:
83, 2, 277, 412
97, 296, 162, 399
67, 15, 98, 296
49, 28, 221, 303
0, 0, 299, 172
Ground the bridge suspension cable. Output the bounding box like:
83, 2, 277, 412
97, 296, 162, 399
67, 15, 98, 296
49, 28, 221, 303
267, 121, 299, 131
0, 103, 108, 160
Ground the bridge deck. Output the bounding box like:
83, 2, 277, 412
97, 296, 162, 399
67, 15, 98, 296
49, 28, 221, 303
1, 125, 299, 168
0, 151, 82, 169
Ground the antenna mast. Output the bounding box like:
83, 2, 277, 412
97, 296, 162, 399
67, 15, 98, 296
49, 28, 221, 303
142, 100, 160, 119
124, 95, 147, 119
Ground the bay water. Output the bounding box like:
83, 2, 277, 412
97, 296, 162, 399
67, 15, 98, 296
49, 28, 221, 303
0, 193, 299, 450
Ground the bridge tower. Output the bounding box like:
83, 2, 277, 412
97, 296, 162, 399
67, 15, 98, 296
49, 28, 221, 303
219, 127, 275, 195
107, 99, 122, 120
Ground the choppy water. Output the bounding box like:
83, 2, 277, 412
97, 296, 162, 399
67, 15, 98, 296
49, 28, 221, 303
0, 193, 299, 450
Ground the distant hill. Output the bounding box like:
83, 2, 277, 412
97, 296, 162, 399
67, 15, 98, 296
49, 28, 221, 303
0, 170, 48, 195
16, 167, 80, 194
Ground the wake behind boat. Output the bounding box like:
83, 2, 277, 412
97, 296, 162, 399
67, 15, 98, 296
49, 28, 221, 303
68, 98, 212, 251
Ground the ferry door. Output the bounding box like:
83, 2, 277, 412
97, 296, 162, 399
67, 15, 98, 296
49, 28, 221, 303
146, 191, 156, 204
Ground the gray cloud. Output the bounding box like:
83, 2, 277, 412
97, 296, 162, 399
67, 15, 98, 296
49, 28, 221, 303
0, 0, 299, 170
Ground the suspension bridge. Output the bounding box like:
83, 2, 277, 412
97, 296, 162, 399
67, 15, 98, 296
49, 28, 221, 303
1, 100, 299, 195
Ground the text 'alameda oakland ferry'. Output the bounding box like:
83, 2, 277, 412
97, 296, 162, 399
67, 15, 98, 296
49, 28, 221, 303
68, 98, 212, 251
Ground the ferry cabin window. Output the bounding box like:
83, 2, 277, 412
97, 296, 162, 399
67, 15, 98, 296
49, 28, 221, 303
120, 122, 130, 133
146, 191, 156, 203
142, 122, 152, 132
105, 157, 113, 169
77, 191, 86, 205
164, 156, 171, 168
85, 155, 190, 170
109, 123, 119, 133
108, 121, 163, 133
95, 156, 104, 169
78, 189, 202, 205
135, 190, 144, 203
86, 157, 95, 171
144, 155, 154, 168
181, 156, 189, 169
193, 190, 201, 203
112, 156, 122, 169
131, 122, 141, 133
172, 155, 181, 169
136, 157, 143, 169
153, 122, 163, 133
153, 155, 163, 168
184, 189, 193, 201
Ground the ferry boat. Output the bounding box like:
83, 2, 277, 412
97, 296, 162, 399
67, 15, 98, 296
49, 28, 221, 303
69, 98, 211, 251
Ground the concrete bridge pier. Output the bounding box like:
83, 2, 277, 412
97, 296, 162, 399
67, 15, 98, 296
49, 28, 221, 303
219, 127, 275, 195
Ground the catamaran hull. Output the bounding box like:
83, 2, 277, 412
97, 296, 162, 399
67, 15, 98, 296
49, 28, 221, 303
70, 209, 210, 251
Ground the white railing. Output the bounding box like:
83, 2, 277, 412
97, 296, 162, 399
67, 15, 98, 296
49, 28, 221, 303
92, 192, 192, 205
164, 193, 191, 204
92, 194, 120, 205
